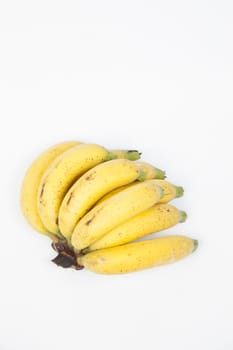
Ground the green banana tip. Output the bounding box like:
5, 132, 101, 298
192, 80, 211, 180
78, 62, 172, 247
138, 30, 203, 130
192, 239, 199, 253
126, 150, 141, 160
180, 211, 187, 223
154, 168, 166, 180
176, 186, 184, 198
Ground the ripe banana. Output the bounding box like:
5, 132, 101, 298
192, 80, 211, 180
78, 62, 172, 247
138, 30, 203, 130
87, 204, 187, 251
111, 150, 141, 161
149, 179, 184, 203
97, 179, 183, 205
71, 181, 163, 251
77, 235, 198, 274
20, 141, 80, 235
136, 161, 166, 180
37, 144, 141, 235
58, 159, 165, 239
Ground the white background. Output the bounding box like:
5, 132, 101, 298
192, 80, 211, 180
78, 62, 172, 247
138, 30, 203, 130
0, 1, 233, 349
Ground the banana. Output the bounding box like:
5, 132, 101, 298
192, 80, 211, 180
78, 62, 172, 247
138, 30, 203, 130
20, 141, 81, 235
135, 161, 166, 180
111, 150, 141, 161
37, 144, 141, 235
58, 159, 142, 239
58, 160, 165, 240
97, 179, 183, 205
77, 236, 198, 274
71, 181, 163, 251
149, 179, 184, 203
87, 204, 187, 251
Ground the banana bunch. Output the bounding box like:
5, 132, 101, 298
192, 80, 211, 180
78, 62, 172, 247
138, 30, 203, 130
20, 140, 198, 274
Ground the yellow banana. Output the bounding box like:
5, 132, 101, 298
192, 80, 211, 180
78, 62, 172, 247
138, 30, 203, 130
37, 144, 141, 235
148, 179, 184, 203
58, 159, 141, 239
87, 204, 187, 251
58, 159, 165, 239
97, 179, 183, 205
135, 161, 166, 180
77, 235, 198, 274
71, 181, 163, 251
20, 141, 80, 235
111, 150, 141, 161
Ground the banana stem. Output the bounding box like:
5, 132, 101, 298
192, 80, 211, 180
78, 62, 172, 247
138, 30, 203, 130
47, 232, 62, 243
51, 239, 84, 270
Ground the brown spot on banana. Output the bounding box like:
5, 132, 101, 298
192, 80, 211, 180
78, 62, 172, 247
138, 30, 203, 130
39, 182, 45, 200
66, 191, 74, 205
85, 171, 96, 181
85, 217, 94, 225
